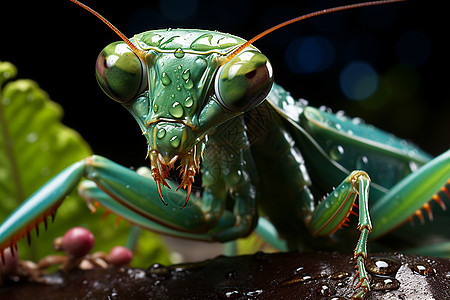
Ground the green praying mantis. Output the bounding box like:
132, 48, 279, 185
1, 0, 449, 298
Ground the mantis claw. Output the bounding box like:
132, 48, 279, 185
148, 146, 199, 209
180, 182, 192, 210
177, 157, 196, 209
156, 180, 168, 206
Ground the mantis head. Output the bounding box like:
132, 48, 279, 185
94, 35, 273, 208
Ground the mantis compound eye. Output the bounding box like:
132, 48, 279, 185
214, 50, 273, 112
95, 41, 147, 103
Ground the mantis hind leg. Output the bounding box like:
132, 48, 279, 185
370, 150, 450, 242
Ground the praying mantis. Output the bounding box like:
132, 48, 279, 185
0, 0, 448, 298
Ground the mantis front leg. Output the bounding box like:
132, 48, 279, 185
0, 144, 260, 257
0, 156, 207, 255
308, 171, 372, 296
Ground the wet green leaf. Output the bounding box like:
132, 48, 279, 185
0, 61, 170, 266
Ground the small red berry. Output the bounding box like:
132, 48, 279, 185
62, 227, 95, 258
108, 246, 133, 265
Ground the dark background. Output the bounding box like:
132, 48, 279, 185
1, 0, 447, 169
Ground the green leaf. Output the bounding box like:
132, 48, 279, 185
0, 61, 170, 266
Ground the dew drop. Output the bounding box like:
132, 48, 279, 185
409, 161, 420, 172
352, 117, 364, 125
302, 275, 312, 281
409, 263, 435, 276
366, 257, 401, 276
356, 156, 369, 169
298, 99, 309, 106
169, 102, 184, 118
330, 271, 350, 279
316, 284, 334, 296
147, 263, 170, 278
157, 128, 166, 139
225, 270, 237, 279
336, 110, 347, 119
170, 136, 180, 148
184, 96, 194, 108
153, 103, 159, 113
182, 68, 190, 80
371, 276, 400, 291
174, 48, 185, 58
219, 287, 241, 299
228, 169, 242, 185
153, 280, 161, 286
244, 289, 263, 297
184, 78, 194, 90
161, 72, 171, 86
332, 122, 342, 131
329, 145, 344, 160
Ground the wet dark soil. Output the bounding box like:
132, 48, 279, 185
1, 251, 449, 299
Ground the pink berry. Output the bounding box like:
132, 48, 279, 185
108, 246, 133, 265
62, 227, 95, 258
0, 248, 18, 275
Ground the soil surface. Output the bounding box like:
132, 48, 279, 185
1, 251, 449, 299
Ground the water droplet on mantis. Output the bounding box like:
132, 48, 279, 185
409, 161, 419, 172
182, 68, 190, 80
184, 78, 194, 90
184, 96, 193, 108
161, 72, 171, 86
356, 156, 369, 169
329, 145, 344, 160
169, 102, 184, 118
157, 128, 166, 139
174, 48, 185, 58
170, 136, 180, 148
